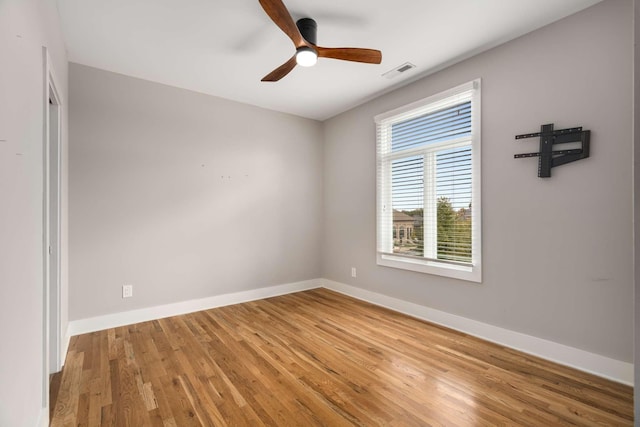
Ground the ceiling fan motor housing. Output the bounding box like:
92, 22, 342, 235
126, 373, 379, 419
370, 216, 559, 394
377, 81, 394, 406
296, 18, 317, 45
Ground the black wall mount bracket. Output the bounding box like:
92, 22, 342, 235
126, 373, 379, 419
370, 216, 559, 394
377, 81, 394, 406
514, 123, 590, 178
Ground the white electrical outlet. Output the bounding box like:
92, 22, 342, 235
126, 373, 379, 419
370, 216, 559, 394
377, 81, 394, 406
122, 284, 133, 298
351, 267, 357, 278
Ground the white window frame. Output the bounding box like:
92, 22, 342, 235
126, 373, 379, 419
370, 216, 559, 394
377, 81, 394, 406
375, 79, 482, 282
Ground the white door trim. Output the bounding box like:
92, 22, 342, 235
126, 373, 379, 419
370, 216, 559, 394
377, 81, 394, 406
42, 46, 63, 409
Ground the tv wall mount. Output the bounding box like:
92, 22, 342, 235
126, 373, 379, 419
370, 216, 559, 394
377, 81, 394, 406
514, 123, 590, 178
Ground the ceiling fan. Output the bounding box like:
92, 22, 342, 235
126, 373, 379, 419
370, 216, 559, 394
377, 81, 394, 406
258, 0, 382, 82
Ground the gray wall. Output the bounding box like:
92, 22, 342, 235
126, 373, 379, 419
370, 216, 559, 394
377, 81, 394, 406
323, 0, 633, 362
69, 64, 323, 320
0, 0, 69, 425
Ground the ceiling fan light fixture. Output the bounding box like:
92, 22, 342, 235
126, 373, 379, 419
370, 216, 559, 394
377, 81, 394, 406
296, 46, 318, 67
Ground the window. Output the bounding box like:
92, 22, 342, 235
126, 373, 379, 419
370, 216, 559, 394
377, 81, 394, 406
375, 80, 481, 282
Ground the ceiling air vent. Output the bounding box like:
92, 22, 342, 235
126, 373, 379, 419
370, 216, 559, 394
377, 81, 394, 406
382, 62, 416, 79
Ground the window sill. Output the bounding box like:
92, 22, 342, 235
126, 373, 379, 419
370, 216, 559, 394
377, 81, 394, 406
377, 253, 481, 283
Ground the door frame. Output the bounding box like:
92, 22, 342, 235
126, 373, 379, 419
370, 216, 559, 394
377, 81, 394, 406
42, 46, 63, 407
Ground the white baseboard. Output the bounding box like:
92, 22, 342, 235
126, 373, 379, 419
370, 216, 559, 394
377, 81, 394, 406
67, 279, 321, 337
321, 279, 633, 386
60, 332, 71, 368
37, 407, 48, 427
65, 277, 633, 386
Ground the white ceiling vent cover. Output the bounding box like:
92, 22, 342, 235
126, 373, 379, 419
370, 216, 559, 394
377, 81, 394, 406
382, 62, 416, 79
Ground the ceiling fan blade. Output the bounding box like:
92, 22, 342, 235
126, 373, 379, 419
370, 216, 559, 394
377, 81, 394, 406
316, 46, 382, 64
258, 0, 306, 48
261, 55, 298, 82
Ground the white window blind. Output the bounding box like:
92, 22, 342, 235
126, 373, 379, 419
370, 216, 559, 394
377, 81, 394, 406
375, 80, 481, 282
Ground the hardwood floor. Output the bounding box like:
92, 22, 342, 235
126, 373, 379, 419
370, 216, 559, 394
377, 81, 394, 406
50, 288, 633, 426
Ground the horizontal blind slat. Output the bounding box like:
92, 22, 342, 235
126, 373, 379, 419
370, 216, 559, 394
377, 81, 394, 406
391, 101, 471, 152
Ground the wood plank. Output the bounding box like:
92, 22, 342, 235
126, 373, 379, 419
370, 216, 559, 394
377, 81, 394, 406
49, 370, 63, 421
51, 289, 633, 426
50, 350, 84, 427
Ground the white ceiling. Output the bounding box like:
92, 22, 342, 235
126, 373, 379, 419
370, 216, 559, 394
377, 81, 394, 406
56, 0, 601, 121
